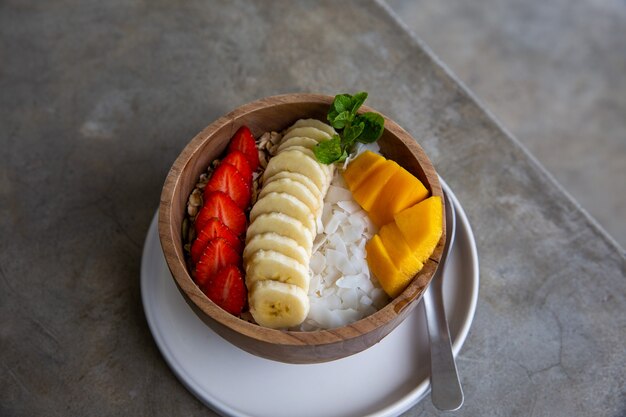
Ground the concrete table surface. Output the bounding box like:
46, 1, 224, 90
1, 1, 624, 416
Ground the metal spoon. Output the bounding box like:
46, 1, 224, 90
422, 190, 464, 411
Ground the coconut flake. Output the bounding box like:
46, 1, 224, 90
337, 200, 361, 214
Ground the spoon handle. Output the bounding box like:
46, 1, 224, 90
423, 282, 464, 410
423, 190, 463, 411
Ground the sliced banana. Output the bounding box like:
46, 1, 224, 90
243, 232, 310, 266
285, 118, 337, 138
277, 136, 318, 153
258, 178, 320, 215
282, 127, 331, 143
263, 171, 322, 201
249, 192, 316, 235
261, 149, 328, 194
246, 212, 313, 254
245, 250, 310, 292
278, 146, 333, 183
249, 280, 310, 329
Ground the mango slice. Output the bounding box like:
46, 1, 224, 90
365, 235, 409, 298
378, 222, 423, 278
394, 196, 443, 263
342, 150, 386, 191
351, 160, 400, 211
368, 167, 429, 227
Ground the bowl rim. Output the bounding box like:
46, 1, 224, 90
158, 93, 445, 347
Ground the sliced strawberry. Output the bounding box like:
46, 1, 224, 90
190, 217, 243, 264
194, 238, 241, 287
222, 150, 253, 185
227, 125, 259, 171
202, 264, 247, 315
195, 191, 246, 236
204, 162, 251, 210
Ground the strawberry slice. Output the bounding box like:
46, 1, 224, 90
222, 150, 253, 185
202, 264, 247, 315
195, 237, 241, 287
191, 217, 243, 264
195, 191, 246, 236
204, 162, 251, 209
227, 126, 259, 172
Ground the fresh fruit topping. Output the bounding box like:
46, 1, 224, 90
244, 249, 310, 292
246, 213, 313, 254
285, 118, 337, 138
365, 235, 408, 298
205, 162, 251, 210
249, 192, 316, 235
196, 191, 247, 236
248, 280, 310, 329
282, 127, 331, 143
277, 136, 319, 153
195, 237, 241, 287
342, 150, 386, 191
351, 160, 400, 212
261, 149, 328, 194
258, 178, 320, 215
228, 126, 259, 171
365, 196, 443, 298
222, 150, 253, 185
191, 217, 243, 264
243, 233, 310, 267
394, 196, 443, 261
202, 264, 247, 316
263, 171, 321, 201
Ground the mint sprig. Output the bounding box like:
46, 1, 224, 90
314, 92, 385, 164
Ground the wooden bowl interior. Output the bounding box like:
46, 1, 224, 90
159, 94, 444, 363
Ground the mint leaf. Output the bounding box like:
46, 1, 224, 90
349, 92, 368, 115
330, 110, 352, 129
355, 112, 384, 143
313, 135, 343, 164
333, 94, 352, 113
343, 121, 365, 144
328, 94, 353, 125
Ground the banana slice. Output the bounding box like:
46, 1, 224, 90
245, 249, 310, 292
249, 280, 310, 329
243, 232, 310, 266
277, 136, 318, 153
261, 149, 328, 194
283, 127, 332, 142
249, 192, 316, 235
286, 118, 337, 138
282, 127, 331, 143
246, 213, 313, 254
270, 145, 332, 184
258, 178, 320, 215
263, 171, 323, 207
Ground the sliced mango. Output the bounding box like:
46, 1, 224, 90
342, 150, 386, 191
368, 167, 429, 227
378, 222, 424, 279
394, 196, 443, 263
365, 235, 409, 298
351, 160, 400, 211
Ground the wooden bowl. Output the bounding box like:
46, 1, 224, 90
159, 93, 445, 364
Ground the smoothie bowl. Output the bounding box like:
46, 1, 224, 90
158, 93, 445, 363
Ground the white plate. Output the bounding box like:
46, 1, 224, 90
141, 181, 479, 417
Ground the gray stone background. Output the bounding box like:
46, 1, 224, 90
389, 0, 626, 249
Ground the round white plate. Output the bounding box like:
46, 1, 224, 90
141, 181, 479, 417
